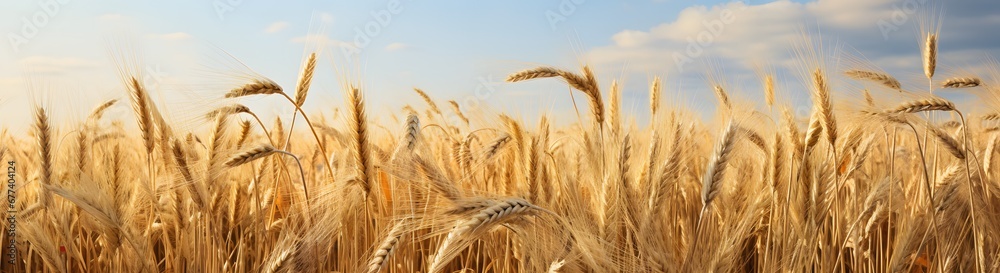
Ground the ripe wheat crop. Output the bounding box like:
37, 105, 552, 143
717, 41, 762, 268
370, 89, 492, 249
3, 11, 1000, 273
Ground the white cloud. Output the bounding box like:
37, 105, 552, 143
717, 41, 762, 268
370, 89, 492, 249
319, 12, 334, 23
18, 56, 100, 74
587, 1, 810, 74
264, 21, 290, 34
579, 0, 1000, 114
584, 0, 1000, 76
385, 42, 409, 51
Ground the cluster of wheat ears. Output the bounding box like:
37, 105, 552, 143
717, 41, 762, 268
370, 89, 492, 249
3, 20, 1000, 273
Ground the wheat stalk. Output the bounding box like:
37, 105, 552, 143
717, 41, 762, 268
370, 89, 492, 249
764, 74, 775, 108
924, 33, 937, 80
294, 52, 317, 108
428, 198, 539, 273
225, 144, 277, 167
506, 67, 561, 81
650, 76, 661, 116
224, 79, 283, 98
506, 65, 603, 125
804, 112, 824, 153
886, 97, 955, 114
128, 77, 156, 155
736, 125, 768, 155
87, 99, 119, 123
34, 106, 53, 207
483, 133, 512, 160
206, 104, 252, 120
702, 121, 738, 209
608, 80, 622, 135
262, 236, 299, 273
414, 156, 462, 202
941, 77, 981, 88
813, 68, 837, 147
844, 69, 902, 91
228, 143, 312, 208
347, 86, 372, 196
413, 88, 442, 116
393, 114, 421, 160
366, 218, 410, 273
236, 120, 252, 149
447, 100, 469, 125
927, 124, 965, 160
713, 85, 732, 111
863, 89, 875, 107
172, 139, 206, 210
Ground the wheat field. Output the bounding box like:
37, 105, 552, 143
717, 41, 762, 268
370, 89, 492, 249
2, 15, 1000, 273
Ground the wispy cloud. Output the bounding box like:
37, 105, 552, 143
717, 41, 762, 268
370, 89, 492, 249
385, 42, 409, 51
264, 21, 290, 34
586, 0, 1000, 77
18, 56, 100, 74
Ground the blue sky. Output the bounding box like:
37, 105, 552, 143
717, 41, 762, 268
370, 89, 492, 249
2, 0, 999, 131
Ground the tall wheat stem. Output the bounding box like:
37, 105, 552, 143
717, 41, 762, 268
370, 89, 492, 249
277, 93, 334, 182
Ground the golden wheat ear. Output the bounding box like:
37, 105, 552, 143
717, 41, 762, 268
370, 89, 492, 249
87, 99, 119, 123
885, 97, 956, 114
413, 87, 443, 116
844, 70, 902, 91
224, 79, 284, 98
346, 85, 372, 196
172, 138, 206, 210
293, 52, 317, 108
366, 217, 412, 273
924, 33, 938, 80
713, 85, 732, 111
226, 143, 312, 208
205, 104, 251, 120
391, 114, 421, 162
649, 76, 661, 116
429, 198, 541, 273
506, 65, 604, 126
701, 121, 738, 209
926, 123, 966, 160
225, 143, 277, 167
447, 100, 470, 126
812, 68, 837, 147
941, 77, 981, 88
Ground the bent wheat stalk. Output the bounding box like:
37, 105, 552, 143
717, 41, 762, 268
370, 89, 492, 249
227, 143, 312, 207
428, 198, 539, 273
844, 69, 902, 91
682, 121, 738, 271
